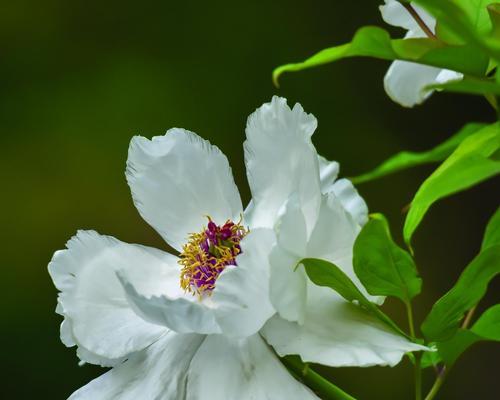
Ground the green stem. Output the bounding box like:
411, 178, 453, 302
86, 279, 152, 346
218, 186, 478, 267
406, 301, 416, 338
406, 302, 421, 400
414, 355, 422, 400
424, 368, 448, 400
282, 356, 357, 400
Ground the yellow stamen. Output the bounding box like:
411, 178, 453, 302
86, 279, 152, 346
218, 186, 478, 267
178, 217, 248, 297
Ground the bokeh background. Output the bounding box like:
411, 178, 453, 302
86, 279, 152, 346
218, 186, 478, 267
1, 1, 499, 399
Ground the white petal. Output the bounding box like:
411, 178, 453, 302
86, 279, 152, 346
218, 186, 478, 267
307, 193, 381, 303
56, 302, 75, 347
57, 302, 125, 367
380, 0, 417, 31
242, 198, 256, 222
316, 156, 367, 225
329, 178, 368, 226
269, 193, 380, 326
275, 195, 308, 257
380, 0, 436, 35
262, 283, 426, 367
306, 193, 359, 266
381, 2, 460, 107
269, 197, 309, 323
127, 129, 243, 251
118, 268, 221, 335
435, 69, 464, 84
69, 332, 205, 400
212, 228, 276, 337
384, 61, 444, 107
48, 231, 167, 361
269, 246, 308, 324
186, 334, 319, 400
76, 346, 125, 368
244, 96, 321, 232
318, 155, 339, 193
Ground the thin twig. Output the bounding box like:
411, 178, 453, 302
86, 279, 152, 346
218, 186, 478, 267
461, 305, 477, 329
424, 367, 448, 400
401, 3, 437, 40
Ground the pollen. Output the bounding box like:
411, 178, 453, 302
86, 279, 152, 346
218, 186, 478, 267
179, 217, 248, 297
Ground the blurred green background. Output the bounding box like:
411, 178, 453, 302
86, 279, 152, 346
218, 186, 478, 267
1, 1, 498, 399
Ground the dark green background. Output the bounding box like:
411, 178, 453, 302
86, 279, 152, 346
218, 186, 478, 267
1, 1, 498, 399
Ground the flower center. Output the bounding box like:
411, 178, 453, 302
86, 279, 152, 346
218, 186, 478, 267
179, 217, 248, 297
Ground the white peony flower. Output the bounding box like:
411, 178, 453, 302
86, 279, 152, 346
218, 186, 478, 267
50, 98, 321, 399
380, 0, 463, 107
50, 97, 423, 399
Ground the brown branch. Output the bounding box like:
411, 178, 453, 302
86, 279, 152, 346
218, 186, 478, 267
461, 305, 477, 329
402, 3, 437, 40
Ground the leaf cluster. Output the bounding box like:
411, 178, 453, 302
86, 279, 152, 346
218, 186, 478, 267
274, 0, 500, 103
276, 2, 500, 398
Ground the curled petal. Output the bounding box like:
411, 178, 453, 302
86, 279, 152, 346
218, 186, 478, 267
118, 261, 221, 334
329, 178, 368, 226
384, 61, 444, 107
318, 155, 340, 193
48, 231, 167, 362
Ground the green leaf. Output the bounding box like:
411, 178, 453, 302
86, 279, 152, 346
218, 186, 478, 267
353, 214, 422, 305
421, 244, 500, 342
424, 304, 500, 368
273, 26, 488, 86
443, 304, 500, 366
414, 0, 500, 61
435, 329, 481, 366
301, 258, 373, 306
472, 303, 500, 339
351, 123, 485, 184
459, 0, 497, 36
301, 257, 408, 337
414, 0, 493, 40
422, 211, 500, 363
403, 123, 500, 246
489, 3, 500, 37
427, 77, 500, 96
482, 207, 500, 251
